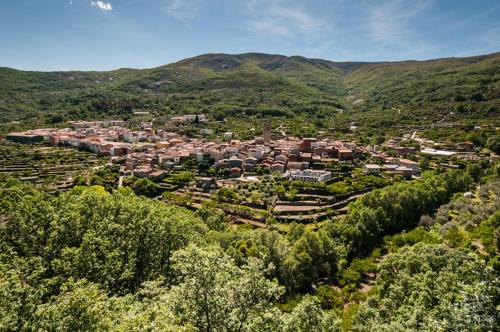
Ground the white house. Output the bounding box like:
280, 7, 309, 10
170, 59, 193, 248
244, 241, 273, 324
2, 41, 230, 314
289, 170, 332, 183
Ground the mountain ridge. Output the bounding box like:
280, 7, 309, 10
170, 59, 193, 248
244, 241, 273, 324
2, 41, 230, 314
1, 51, 499, 133
2, 51, 499, 73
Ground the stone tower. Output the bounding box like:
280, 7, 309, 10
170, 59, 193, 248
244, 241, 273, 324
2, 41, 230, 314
263, 123, 271, 143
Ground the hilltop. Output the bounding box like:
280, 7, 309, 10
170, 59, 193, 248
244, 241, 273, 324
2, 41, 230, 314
1, 52, 499, 133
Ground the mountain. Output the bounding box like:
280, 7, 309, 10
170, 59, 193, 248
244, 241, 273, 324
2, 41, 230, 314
1, 52, 499, 132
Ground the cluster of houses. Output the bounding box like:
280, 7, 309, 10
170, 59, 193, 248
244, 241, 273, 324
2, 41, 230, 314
7, 119, 486, 184
4, 121, 364, 182
204, 136, 363, 179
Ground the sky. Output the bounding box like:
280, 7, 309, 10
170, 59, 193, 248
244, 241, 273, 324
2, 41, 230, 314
1, 0, 499, 71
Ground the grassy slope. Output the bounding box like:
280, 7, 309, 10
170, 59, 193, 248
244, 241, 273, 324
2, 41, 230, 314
0, 52, 499, 129
345, 53, 500, 108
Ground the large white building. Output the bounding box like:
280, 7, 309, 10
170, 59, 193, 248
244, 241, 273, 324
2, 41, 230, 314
289, 170, 332, 183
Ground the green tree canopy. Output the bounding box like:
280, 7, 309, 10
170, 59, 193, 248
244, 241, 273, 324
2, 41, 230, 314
353, 243, 499, 331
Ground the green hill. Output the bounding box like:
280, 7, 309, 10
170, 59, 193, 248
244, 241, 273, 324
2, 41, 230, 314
1, 52, 499, 132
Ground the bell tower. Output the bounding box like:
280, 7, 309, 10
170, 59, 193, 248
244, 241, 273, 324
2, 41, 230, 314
263, 123, 271, 143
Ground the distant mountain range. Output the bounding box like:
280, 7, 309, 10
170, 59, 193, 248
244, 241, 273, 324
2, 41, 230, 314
1, 52, 499, 128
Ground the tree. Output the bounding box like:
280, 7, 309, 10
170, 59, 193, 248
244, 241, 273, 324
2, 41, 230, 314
109, 280, 190, 332
171, 171, 194, 183
419, 156, 430, 171
283, 296, 341, 332
195, 207, 228, 231
35, 279, 110, 332
133, 177, 160, 197
168, 244, 283, 331
197, 162, 210, 174
486, 135, 500, 154
287, 223, 305, 243
353, 244, 499, 331
0, 254, 47, 331
89, 174, 104, 186
49, 114, 64, 124
0, 185, 207, 294
327, 170, 474, 258
73, 174, 87, 186
285, 230, 338, 290
466, 162, 483, 182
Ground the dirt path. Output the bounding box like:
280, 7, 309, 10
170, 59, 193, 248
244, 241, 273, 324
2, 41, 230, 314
472, 239, 489, 256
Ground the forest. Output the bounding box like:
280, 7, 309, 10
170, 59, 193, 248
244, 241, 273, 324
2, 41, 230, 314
1, 160, 498, 331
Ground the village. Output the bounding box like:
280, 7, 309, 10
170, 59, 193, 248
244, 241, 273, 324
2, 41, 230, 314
4, 114, 487, 229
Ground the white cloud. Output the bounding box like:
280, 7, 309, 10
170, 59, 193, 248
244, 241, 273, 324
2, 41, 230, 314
90, 1, 112, 12
164, 0, 202, 20
366, 0, 432, 43
247, 0, 325, 37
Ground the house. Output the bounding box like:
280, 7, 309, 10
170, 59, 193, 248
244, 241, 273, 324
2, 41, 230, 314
363, 164, 381, 175
314, 147, 326, 156
457, 142, 475, 152
133, 165, 153, 178
270, 162, 286, 173
275, 154, 288, 164
398, 159, 419, 172
227, 157, 244, 169
111, 144, 131, 156
171, 114, 207, 123
196, 152, 211, 164
300, 153, 312, 162
243, 162, 255, 172
287, 161, 307, 170
156, 141, 171, 149
392, 146, 415, 156
6, 132, 45, 144
383, 164, 400, 172
288, 153, 301, 162
396, 166, 413, 179
208, 148, 224, 161
338, 148, 353, 161
300, 139, 312, 153
110, 120, 125, 127
230, 167, 242, 178
385, 167, 413, 179
289, 170, 332, 183
248, 147, 264, 160
261, 158, 273, 167
244, 157, 258, 165
148, 170, 167, 182
223, 147, 239, 159
196, 177, 217, 190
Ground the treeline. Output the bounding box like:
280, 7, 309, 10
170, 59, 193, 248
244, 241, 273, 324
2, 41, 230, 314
2, 169, 474, 295
0, 164, 498, 331
326, 170, 474, 258
0, 183, 341, 331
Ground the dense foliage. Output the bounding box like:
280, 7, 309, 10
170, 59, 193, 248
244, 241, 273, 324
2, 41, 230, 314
0, 163, 498, 331
353, 243, 499, 331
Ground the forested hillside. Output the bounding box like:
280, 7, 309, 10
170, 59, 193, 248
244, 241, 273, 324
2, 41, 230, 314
1, 52, 499, 133
1, 161, 498, 331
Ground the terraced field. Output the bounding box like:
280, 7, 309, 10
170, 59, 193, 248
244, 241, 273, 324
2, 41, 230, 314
0, 140, 104, 189
165, 182, 373, 227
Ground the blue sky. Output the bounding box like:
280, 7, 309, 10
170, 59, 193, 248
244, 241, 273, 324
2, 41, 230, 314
1, 0, 499, 71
